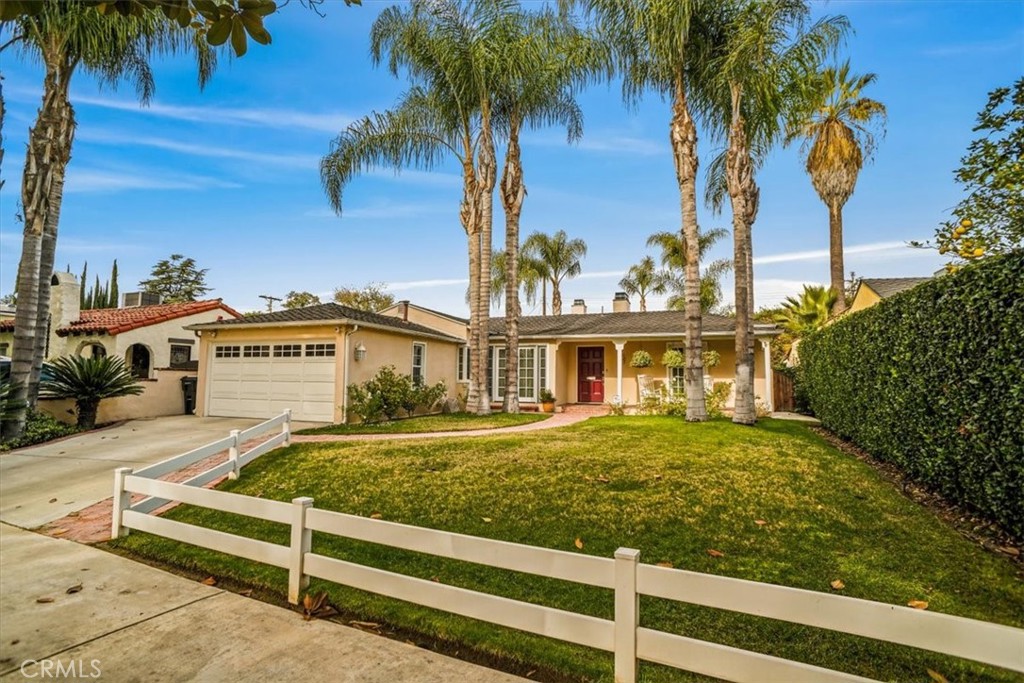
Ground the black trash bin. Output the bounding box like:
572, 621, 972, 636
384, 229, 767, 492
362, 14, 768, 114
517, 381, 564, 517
181, 376, 198, 415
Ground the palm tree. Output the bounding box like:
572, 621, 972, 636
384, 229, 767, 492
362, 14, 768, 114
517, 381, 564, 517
705, 0, 845, 424
786, 62, 886, 313
490, 250, 542, 310
523, 230, 587, 315
40, 356, 143, 430
647, 227, 731, 312
569, 0, 723, 421
773, 284, 836, 337
494, 8, 593, 413
1, 1, 213, 440
324, 0, 512, 415
618, 256, 668, 312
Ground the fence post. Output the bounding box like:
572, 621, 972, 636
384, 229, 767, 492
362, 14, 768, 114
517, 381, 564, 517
283, 409, 292, 446
288, 496, 314, 605
227, 429, 241, 480
111, 467, 133, 539
614, 547, 640, 683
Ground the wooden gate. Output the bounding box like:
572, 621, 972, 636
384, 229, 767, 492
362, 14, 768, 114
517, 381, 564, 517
773, 372, 795, 412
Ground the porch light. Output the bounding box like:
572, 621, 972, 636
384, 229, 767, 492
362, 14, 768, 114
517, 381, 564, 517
354, 343, 367, 362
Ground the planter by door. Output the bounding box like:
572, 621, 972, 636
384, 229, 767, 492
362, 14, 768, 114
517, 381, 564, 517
578, 347, 605, 403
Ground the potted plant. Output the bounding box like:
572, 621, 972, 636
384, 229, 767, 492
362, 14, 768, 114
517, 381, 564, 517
661, 349, 685, 368
539, 388, 556, 413
630, 350, 653, 369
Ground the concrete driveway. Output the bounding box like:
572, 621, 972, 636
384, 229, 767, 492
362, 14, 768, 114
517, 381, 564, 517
0, 416, 266, 529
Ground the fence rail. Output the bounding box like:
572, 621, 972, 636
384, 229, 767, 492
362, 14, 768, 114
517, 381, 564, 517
112, 411, 1024, 683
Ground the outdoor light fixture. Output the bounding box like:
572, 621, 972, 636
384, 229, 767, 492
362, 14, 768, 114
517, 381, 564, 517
354, 343, 367, 362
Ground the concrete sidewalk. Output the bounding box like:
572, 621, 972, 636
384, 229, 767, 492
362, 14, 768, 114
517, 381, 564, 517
0, 523, 525, 682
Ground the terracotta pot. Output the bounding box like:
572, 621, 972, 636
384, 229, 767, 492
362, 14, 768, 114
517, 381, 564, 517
540, 401, 555, 413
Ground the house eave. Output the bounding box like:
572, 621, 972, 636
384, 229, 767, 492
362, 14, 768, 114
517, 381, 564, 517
186, 318, 463, 344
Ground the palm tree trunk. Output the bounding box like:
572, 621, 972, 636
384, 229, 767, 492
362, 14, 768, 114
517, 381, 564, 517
476, 106, 496, 416
725, 85, 756, 425
500, 123, 525, 414
829, 200, 846, 313
640, 293, 647, 312
670, 76, 706, 422
551, 280, 562, 316
541, 279, 547, 316
4, 56, 74, 440
461, 160, 481, 414
76, 398, 99, 430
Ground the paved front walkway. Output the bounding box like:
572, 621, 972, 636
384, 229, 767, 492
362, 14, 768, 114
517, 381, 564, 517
0, 523, 526, 683
0, 416, 265, 529
292, 410, 591, 443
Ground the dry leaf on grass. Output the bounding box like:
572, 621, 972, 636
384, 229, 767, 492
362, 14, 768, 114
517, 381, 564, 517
65, 584, 83, 594
200, 576, 217, 586
481, 517, 492, 523
35, 597, 54, 604
706, 549, 724, 558
574, 538, 584, 550
926, 669, 949, 683
370, 513, 383, 520
907, 600, 929, 610
656, 561, 674, 568
596, 475, 610, 483
754, 520, 767, 526
830, 580, 845, 590
302, 592, 338, 621
998, 546, 1020, 556
238, 589, 253, 597
349, 620, 381, 630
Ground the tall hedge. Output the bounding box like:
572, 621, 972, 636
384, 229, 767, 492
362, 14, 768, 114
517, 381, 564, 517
800, 252, 1024, 537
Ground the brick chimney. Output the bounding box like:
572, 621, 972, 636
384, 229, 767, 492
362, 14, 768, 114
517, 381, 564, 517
398, 300, 409, 321
571, 298, 587, 315
612, 291, 630, 313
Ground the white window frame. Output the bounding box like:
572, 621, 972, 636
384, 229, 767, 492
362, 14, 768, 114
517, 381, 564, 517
456, 345, 470, 383
491, 344, 548, 402
412, 342, 427, 385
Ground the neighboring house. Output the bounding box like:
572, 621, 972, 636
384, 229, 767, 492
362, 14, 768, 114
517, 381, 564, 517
0, 273, 241, 423
848, 277, 933, 314
480, 295, 780, 411
379, 301, 469, 340
187, 303, 464, 424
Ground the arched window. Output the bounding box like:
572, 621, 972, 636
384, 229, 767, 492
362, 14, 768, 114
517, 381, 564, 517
77, 342, 107, 359
126, 344, 151, 379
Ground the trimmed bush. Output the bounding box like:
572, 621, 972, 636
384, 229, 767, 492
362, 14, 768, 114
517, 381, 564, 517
800, 252, 1024, 536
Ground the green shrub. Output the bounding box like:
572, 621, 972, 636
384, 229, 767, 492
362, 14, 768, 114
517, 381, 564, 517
706, 381, 733, 419
800, 252, 1024, 537
347, 366, 447, 424
660, 349, 685, 368
630, 350, 653, 368
0, 410, 79, 452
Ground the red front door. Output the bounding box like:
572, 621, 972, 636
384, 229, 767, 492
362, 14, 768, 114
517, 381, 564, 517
578, 347, 605, 403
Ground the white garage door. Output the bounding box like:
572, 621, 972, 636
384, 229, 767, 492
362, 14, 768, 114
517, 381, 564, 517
208, 341, 336, 423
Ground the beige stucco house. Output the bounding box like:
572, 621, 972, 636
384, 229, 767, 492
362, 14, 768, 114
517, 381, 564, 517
187, 302, 464, 424
847, 277, 933, 314
0, 273, 240, 423
379, 294, 779, 412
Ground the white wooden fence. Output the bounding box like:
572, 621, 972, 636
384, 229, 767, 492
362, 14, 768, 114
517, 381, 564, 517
112, 415, 1024, 683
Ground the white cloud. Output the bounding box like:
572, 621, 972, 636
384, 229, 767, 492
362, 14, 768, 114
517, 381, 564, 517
526, 131, 664, 156
388, 277, 469, 291
77, 130, 319, 169
65, 168, 242, 193
71, 93, 354, 133
753, 240, 921, 266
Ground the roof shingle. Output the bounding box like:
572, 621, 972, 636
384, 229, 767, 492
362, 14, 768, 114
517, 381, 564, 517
489, 310, 777, 338
188, 302, 464, 342
861, 277, 933, 299
0, 300, 240, 336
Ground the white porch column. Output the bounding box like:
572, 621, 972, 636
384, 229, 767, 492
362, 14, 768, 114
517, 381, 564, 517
614, 340, 627, 403
760, 339, 774, 412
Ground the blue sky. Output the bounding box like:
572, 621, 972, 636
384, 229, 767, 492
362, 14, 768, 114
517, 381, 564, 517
1, 1, 1022, 315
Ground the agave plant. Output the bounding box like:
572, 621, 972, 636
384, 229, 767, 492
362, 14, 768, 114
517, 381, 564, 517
40, 356, 143, 429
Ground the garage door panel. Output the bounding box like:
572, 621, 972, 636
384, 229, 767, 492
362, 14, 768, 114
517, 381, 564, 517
208, 340, 335, 422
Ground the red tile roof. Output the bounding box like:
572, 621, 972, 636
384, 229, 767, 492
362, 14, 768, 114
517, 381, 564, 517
0, 300, 241, 337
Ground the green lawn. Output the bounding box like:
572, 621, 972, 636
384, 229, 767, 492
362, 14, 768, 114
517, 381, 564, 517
295, 412, 549, 435
110, 418, 1024, 683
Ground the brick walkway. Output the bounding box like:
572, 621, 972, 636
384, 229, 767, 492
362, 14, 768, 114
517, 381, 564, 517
291, 409, 597, 443
36, 435, 269, 545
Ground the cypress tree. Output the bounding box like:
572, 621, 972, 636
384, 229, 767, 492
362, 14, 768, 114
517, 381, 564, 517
80, 262, 88, 309
110, 260, 119, 309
